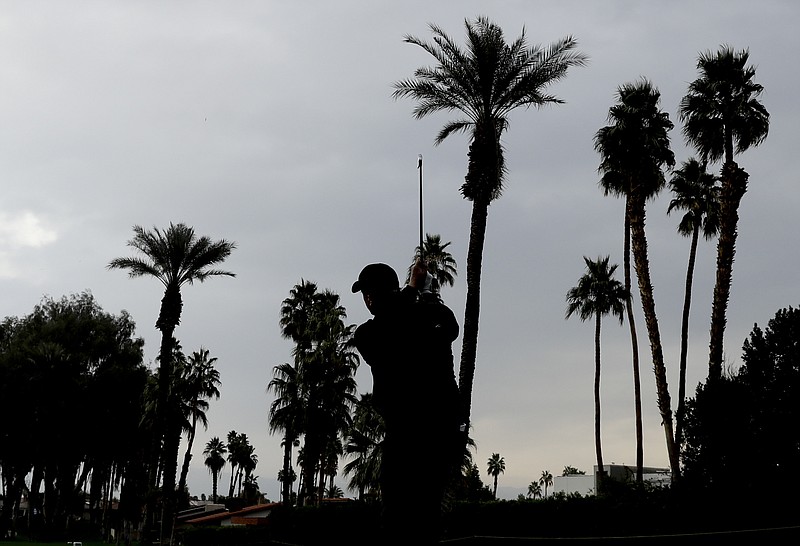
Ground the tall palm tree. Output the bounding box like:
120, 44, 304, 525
486, 453, 505, 499
595, 79, 679, 478
539, 470, 554, 498
595, 127, 645, 484
394, 17, 587, 426
108, 223, 235, 543
678, 46, 769, 382
406, 233, 458, 293
177, 347, 221, 499
566, 256, 627, 485
667, 158, 720, 449
203, 437, 226, 503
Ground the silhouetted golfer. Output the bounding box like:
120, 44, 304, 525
352, 260, 462, 544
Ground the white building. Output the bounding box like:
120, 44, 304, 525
552, 464, 671, 497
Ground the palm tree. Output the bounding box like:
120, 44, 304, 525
406, 233, 458, 293
394, 17, 587, 426
177, 347, 221, 499
667, 158, 720, 449
526, 481, 542, 500
203, 437, 226, 503
226, 431, 247, 498
108, 222, 235, 543
268, 362, 303, 505
595, 79, 679, 479
566, 256, 627, 484
539, 470, 554, 498
343, 394, 384, 500
276, 282, 359, 505
678, 46, 769, 382
486, 453, 505, 499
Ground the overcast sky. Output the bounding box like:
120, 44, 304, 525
2, 0, 797, 500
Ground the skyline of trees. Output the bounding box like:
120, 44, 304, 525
0, 21, 782, 542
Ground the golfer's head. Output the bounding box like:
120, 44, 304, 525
351, 263, 399, 314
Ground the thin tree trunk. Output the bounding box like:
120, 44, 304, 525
177, 416, 198, 499
623, 202, 644, 483
675, 225, 700, 450
458, 198, 489, 427
628, 196, 680, 480
594, 312, 604, 489
281, 439, 293, 504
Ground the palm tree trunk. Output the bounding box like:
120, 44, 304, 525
458, 197, 489, 427
628, 196, 680, 480
676, 224, 700, 450
177, 415, 198, 501
594, 312, 604, 488
708, 162, 748, 382
623, 202, 644, 483
281, 438, 293, 504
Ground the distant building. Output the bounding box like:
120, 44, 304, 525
553, 464, 671, 496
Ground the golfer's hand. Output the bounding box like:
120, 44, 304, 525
409, 258, 428, 289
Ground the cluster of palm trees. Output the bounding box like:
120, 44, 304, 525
395, 17, 767, 488
566, 46, 768, 485
268, 280, 359, 506
200, 432, 259, 504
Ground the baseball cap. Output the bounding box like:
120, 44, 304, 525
351, 263, 399, 294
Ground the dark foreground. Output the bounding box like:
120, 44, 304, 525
440, 525, 800, 545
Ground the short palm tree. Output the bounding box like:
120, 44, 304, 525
486, 453, 505, 499
203, 437, 227, 503
566, 256, 627, 484
343, 393, 385, 500
595, 79, 679, 479
667, 158, 720, 449
406, 233, 458, 293
108, 223, 235, 540
539, 470, 554, 498
268, 362, 303, 505
678, 46, 769, 382
527, 480, 542, 500
177, 347, 221, 498
394, 17, 587, 426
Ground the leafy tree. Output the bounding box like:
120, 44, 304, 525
203, 437, 227, 503
562, 466, 585, 476
539, 470, 554, 498
667, 158, 720, 449
678, 46, 769, 382
595, 79, 678, 478
0, 292, 146, 538
108, 223, 235, 543
394, 17, 587, 426
683, 306, 800, 496
566, 256, 627, 482
486, 453, 505, 499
